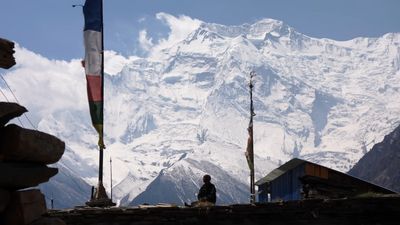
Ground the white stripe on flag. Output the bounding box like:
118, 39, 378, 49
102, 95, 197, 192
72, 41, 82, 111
84, 30, 102, 76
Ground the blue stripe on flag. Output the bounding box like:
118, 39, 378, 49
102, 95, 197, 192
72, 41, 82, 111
83, 0, 102, 32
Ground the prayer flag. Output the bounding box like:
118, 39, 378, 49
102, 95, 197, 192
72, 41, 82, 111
83, 0, 104, 148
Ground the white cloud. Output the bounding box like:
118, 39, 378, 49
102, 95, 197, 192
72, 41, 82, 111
0, 46, 139, 128
139, 13, 202, 57
0, 45, 141, 131
138, 17, 146, 23
0, 45, 90, 128
104, 50, 131, 76
138, 29, 154, 53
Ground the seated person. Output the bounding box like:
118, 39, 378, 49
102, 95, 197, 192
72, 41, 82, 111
197, 174, 216, 204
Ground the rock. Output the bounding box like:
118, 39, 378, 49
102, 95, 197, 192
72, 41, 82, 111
0, 188, 10, 212
0, 38, 16, 69
0, 162, 58, 190
29, 217, 66, 225
0, 102, 28, 127
3, 189, 47, 225
0, 124, 65, 164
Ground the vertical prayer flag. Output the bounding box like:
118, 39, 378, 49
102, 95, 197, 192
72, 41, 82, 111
247, 71, 256, 203
83, 0, 104, 148
246, 72, 256, 173
245, 120, 254, 172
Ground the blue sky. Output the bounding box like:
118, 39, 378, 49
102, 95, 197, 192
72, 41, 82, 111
1, 0, 399, 60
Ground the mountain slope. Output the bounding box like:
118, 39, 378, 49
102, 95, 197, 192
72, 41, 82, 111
39, 162, 91, 209
348, 124, 400, 192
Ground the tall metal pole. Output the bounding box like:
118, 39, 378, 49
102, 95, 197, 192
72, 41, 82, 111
249, 71, 256, 204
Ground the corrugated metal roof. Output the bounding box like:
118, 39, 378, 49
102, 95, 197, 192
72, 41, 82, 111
255, 158, 306, 185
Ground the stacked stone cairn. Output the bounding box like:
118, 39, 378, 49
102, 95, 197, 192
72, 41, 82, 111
0, 103, 66, 225
0, 38, 66, 225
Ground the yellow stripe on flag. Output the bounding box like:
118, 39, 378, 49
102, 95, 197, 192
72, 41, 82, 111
94, 124, 105, 149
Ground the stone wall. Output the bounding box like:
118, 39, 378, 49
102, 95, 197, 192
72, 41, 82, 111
49, 196, 400, 225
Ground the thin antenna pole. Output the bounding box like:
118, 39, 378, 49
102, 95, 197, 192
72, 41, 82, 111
51, 192, 54, 209
110, 157, 113, 202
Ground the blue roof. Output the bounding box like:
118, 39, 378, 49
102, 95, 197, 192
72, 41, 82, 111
255, 158, 305, 185
255, 158, 397, 194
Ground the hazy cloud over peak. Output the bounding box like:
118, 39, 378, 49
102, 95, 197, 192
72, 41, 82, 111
137, 13, 202, 56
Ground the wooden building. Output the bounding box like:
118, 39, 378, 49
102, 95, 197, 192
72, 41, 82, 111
255, 158, 396, 202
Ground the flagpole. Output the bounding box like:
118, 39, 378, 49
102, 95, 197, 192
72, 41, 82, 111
99, 0, 105, 190
85, 0, 114, 207
249, 71, 256, 204
95, 0, 114, 205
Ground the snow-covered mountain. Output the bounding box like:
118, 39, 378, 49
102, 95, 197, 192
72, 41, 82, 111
2, 16, 399, 207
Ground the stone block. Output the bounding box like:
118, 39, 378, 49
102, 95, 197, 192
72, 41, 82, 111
0, 124, 65, 164
0, 38, 16, 69
3, 189, 47, 225
0, 188, 10, 212
0, 162, 58, 190
29, 217, 66, 225
0, 102, 27, 127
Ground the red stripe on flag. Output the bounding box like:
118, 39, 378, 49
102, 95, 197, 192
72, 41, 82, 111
86, 75, 102, 101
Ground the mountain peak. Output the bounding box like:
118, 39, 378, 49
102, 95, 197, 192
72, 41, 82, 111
250, 18, 294, 40
195, 18, 292, 40
251, 18, 286, 32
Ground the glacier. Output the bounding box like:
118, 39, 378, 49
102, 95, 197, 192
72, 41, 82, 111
1, 17, 399, 207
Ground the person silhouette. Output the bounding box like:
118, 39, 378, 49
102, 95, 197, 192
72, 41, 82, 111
197, 174, 216, 204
